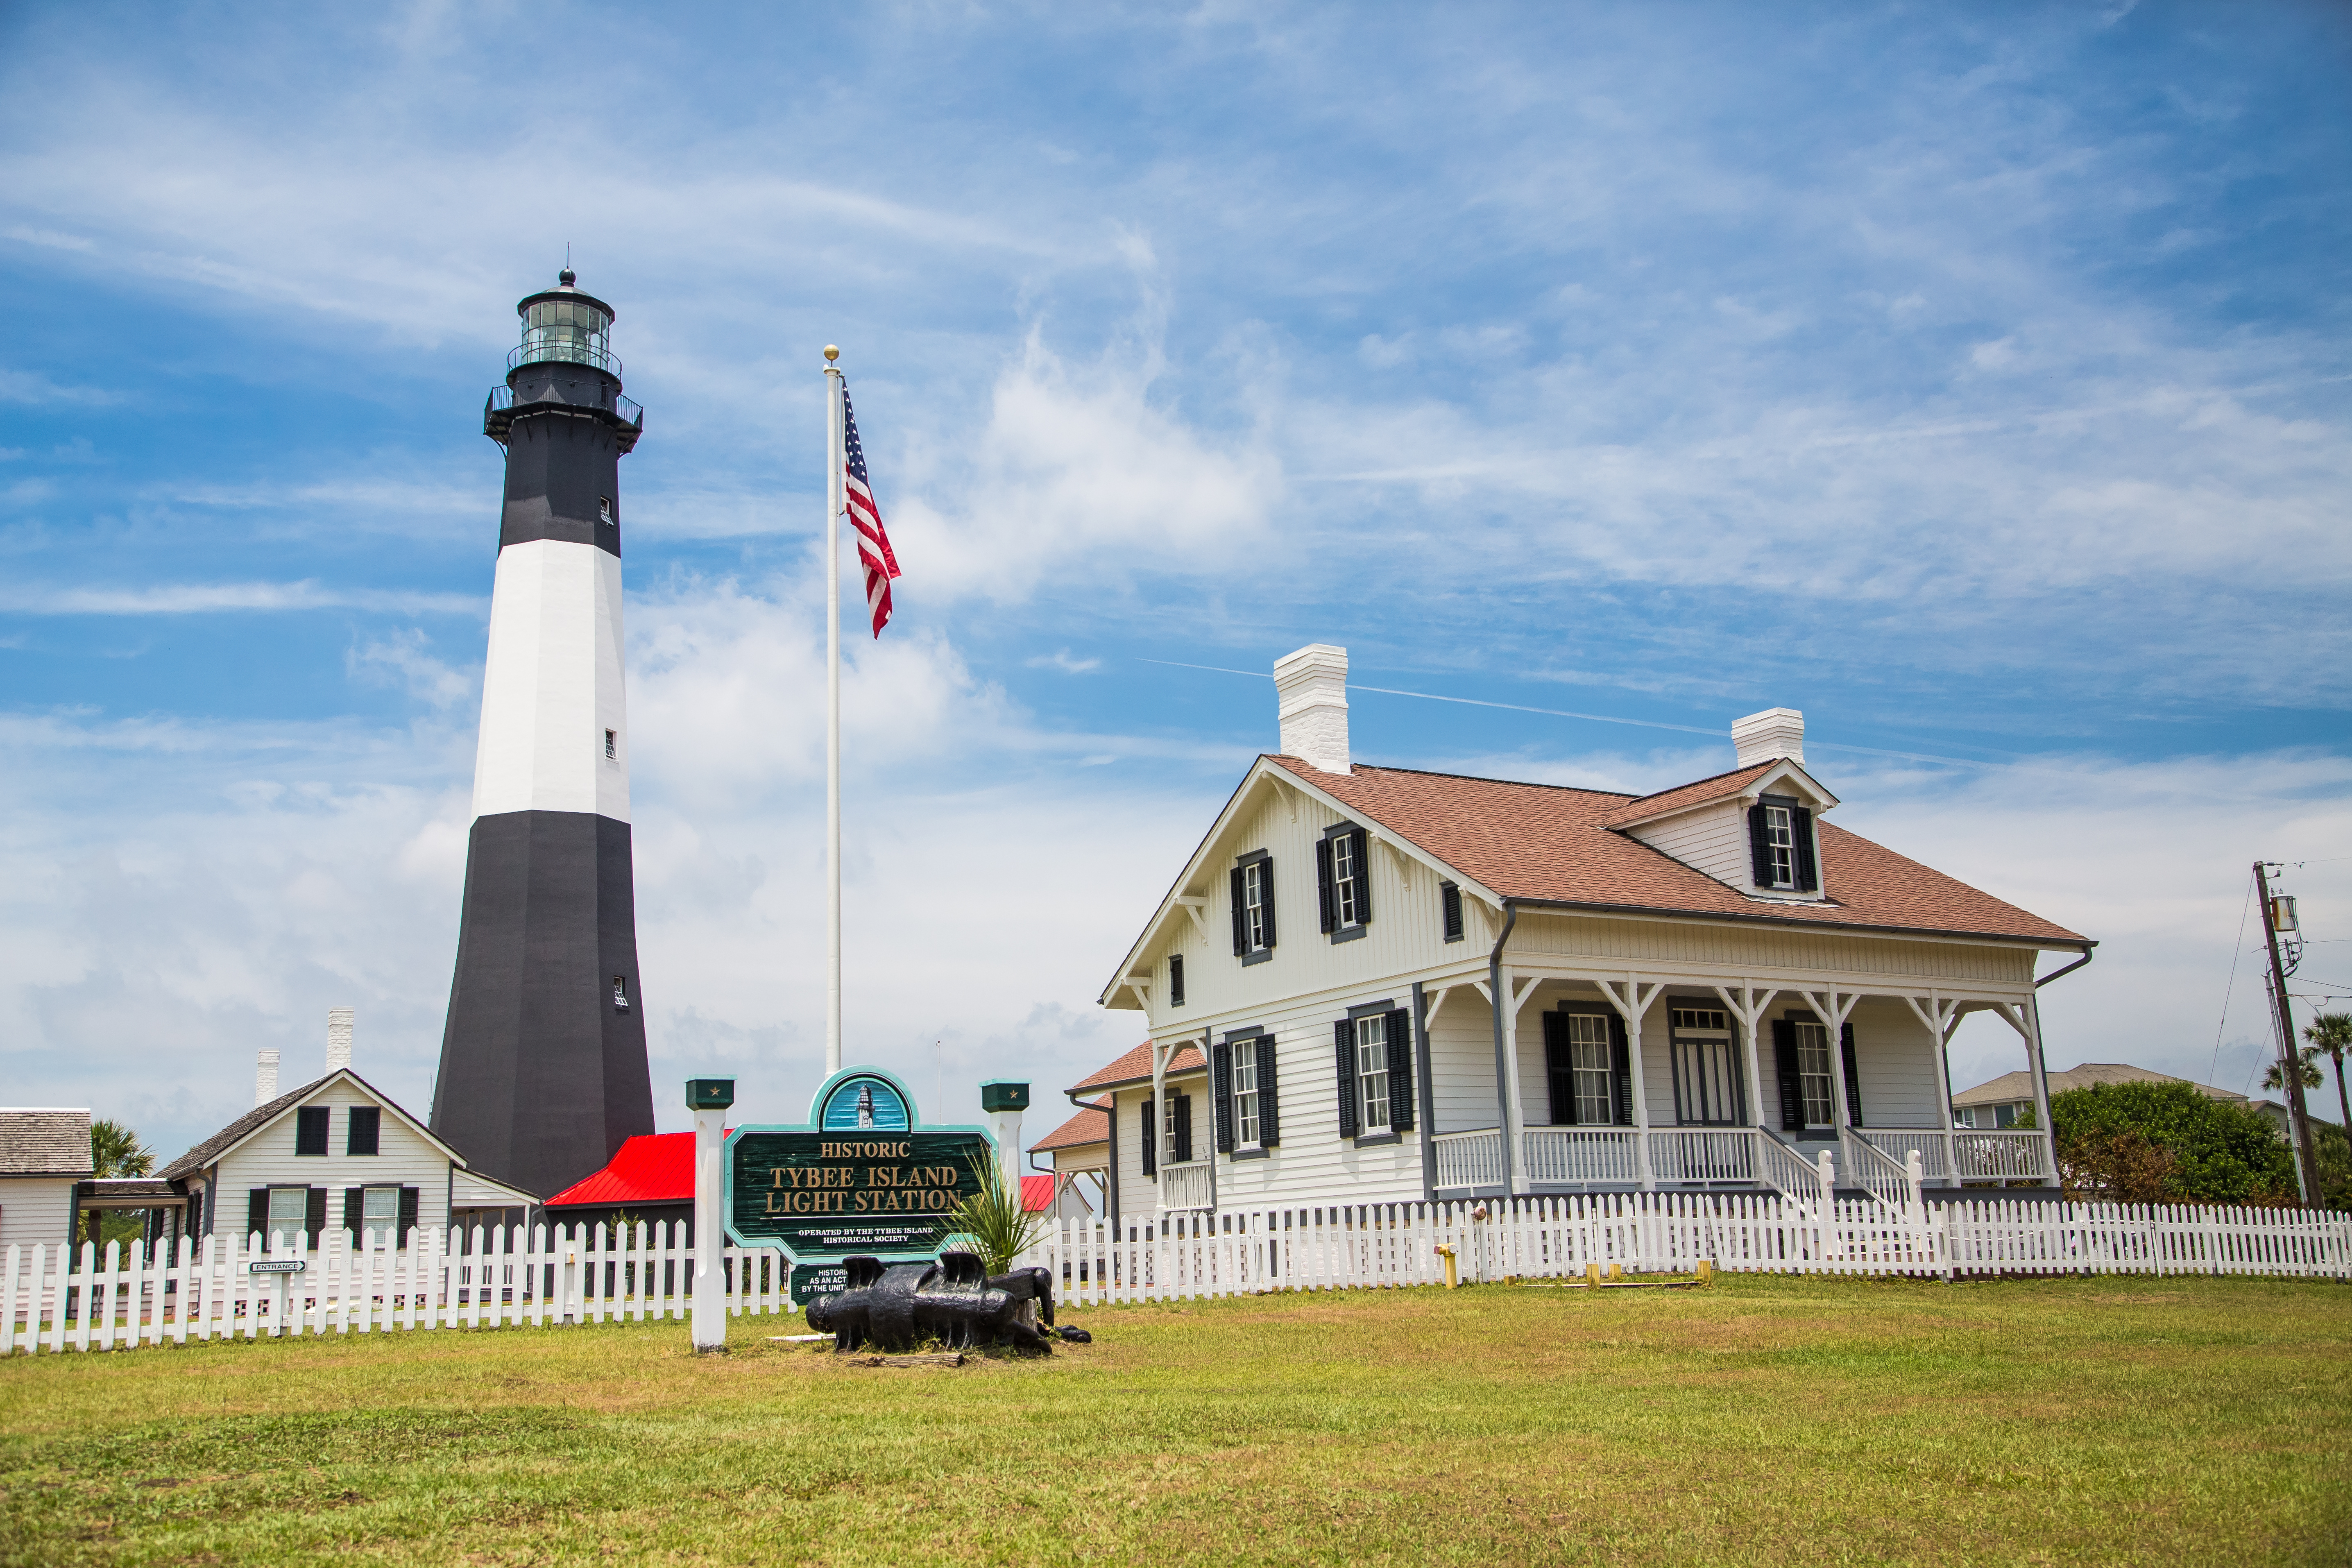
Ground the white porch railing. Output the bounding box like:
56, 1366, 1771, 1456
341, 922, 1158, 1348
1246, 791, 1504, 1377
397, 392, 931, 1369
1521, 1128, 1640, 1184
1432, 1128, 1505, 1190
1157, 1160, 1213, 1210
1841, 1128, 1921, 1209
1858, 1128, 1950, 1183
1645, 1129, 1758, 1185
1954, 1129, 2050, 1181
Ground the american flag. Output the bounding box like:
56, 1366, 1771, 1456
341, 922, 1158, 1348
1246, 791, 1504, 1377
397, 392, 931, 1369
841, 385, 901, 637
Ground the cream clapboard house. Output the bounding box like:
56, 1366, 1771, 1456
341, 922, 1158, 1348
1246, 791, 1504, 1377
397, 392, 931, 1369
158, 1017, 536, 1251
1080, 645, 2093, 1218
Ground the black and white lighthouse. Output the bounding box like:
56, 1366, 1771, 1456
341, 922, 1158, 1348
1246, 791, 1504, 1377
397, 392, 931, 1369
429, 271, 657, 1201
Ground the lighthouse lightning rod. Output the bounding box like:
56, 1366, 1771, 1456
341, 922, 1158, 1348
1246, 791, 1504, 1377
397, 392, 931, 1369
825, 346, 845, 1075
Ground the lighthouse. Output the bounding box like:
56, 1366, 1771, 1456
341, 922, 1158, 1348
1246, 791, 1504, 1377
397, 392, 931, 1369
429, 270, 657, 1201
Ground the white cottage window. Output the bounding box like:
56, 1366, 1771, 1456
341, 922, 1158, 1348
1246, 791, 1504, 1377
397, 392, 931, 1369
1232, 1038, 1261, 1146
1567, 1013, 1614, 1125
1764, 805, 1796, 889
1355, 1015, 1390, 1132
1794, 1020, 1835, 1128
361, 1186, 401, 1244
266, 1186, 308, 1246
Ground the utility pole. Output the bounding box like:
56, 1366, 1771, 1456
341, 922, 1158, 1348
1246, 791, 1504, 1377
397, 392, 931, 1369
2255, 860, 2323, 1205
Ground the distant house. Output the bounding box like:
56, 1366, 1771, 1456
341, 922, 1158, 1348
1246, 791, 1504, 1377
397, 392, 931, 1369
1954, 1062, 2327, 1140
0, 1109, 93, 1252
1026, 1100, 1110, 1219
1079, 645, 2095, 1216
157, 1036, 535, 1252
542, 1131, 699, 1239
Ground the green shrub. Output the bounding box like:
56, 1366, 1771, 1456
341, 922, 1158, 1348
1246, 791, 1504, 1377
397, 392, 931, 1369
2046, 1081, 2298, 1205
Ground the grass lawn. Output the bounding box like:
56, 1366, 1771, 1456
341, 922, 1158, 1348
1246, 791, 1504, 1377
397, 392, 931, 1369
1, 1274, 2347, 1566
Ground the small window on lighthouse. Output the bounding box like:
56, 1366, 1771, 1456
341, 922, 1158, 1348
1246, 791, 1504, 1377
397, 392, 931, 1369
612, 975, 630, 1012
598, 496, 614, 525
605, 729, 617, 759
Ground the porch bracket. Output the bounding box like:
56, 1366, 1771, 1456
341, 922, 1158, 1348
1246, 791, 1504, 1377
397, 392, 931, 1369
1598, 974, 1667, 1191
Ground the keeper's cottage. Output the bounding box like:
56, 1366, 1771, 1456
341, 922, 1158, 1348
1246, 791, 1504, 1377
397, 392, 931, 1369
1067, 646, 2092, 1218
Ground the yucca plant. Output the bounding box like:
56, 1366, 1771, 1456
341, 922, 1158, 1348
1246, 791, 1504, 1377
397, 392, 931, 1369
942, 1149, 1046, 1275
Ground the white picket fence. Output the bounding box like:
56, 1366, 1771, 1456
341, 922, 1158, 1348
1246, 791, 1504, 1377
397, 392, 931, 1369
7, 1196, 2347, 1355
0, 1224, 793, 1356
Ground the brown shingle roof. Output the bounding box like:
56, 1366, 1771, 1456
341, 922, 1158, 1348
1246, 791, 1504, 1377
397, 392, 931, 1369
1593, 762, 1778, 827
1030, 1101, 1110, 1153
1271, 756, 2085, 945
0, 1110, 94, 1177
158, 1077, 332, 1181
1953, 1063, 2244, 1108
1068, 1041, 1207, 1094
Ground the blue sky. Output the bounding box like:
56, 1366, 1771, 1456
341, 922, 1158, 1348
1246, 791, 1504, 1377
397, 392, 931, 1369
4, 2, 2349, 1163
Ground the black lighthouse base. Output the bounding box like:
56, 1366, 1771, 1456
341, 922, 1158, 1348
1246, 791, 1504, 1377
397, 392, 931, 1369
431, 809, 657, 1201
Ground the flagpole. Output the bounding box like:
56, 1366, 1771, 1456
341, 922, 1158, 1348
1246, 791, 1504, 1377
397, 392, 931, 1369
823, 345, 844, 1076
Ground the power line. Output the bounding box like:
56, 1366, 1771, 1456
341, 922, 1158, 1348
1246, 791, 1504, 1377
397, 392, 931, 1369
2211, 877, 2256, 1085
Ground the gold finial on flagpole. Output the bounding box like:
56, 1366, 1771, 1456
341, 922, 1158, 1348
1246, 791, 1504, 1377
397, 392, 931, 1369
824, 344, 840, 364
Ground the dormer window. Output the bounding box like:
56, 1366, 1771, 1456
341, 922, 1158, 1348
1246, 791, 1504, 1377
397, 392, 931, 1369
1230, 852, 1275, 965
1317, 824, 1371, 943
1747, 793, 1819, 894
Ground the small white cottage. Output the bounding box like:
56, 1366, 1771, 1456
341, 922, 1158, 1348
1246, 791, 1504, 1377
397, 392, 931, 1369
157, 1015, 536, 1251
0, 1109, 93, 1252
1081, 645, 2094, 1219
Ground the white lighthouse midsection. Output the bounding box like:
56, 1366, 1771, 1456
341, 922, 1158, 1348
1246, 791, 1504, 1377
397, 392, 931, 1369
470, 537, 631, 823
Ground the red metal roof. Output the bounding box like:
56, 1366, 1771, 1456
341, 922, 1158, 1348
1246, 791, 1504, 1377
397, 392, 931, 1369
543, 1131, 704, 1208
1020, 1173, 1056, 1212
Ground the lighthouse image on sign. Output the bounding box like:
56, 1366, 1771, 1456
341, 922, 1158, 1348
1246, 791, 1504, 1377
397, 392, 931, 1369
428, 270, 657, 1201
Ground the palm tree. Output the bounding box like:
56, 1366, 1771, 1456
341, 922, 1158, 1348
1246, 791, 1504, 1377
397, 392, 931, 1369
2306, 1012, 2352, 1143
2262, 1047, 2323, 1093
85, 1118, 154, 1246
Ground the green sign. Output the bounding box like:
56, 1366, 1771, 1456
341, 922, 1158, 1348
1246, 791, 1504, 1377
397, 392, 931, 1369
724, 1067, 995, 1266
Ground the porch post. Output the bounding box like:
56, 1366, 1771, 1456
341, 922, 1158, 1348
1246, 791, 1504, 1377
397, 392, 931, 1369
1497, 960, 1527, 1195
1931, 995, 1960, 1190
2023, 996, 2058, 1187
1627, 1005, 1654, 1194
1823, 988, 1853, 1133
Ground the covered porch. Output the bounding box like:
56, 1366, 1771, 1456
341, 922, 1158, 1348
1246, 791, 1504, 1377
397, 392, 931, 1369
1422, 967, 2062, 1205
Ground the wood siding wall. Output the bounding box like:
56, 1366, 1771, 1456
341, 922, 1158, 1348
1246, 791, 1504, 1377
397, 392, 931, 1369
1627, 800, 1752, 891
209, 1081, 454, 1241
0, 1178, 78, 1251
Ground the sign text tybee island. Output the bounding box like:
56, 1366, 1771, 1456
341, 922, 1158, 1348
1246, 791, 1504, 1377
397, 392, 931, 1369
717, 1068, 1000, 1304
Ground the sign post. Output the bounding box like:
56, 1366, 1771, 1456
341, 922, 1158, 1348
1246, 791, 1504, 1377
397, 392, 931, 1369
688, 1077, 735, 1353
980, 1080, 1030, 1205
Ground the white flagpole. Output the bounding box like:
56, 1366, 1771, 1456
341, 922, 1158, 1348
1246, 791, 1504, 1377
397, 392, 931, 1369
823, 346, 844, 1076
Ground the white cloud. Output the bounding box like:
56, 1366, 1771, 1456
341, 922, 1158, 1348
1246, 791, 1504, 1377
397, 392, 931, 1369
0, 581, 483, 616
1027, 649, 1102, 674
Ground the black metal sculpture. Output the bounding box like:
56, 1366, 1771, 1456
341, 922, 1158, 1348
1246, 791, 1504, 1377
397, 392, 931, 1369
806, 1253, 1057, 1353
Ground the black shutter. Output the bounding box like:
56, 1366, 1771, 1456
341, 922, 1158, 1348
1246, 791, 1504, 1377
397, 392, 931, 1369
1747, 804, 1773, 886
1316, 838, 1337, 933
1793, 808, 1819, 892
1260, 859, 1276, 948
1441, 883, 1464, 943
1384, 1009, 1414, 1130
342, 1187, 365, 1239
1141, 1097, 1156, 1176
1230, 868, 1247, 955
398, 1186, 419, 1246
1840, 1022, 1863, 1127
1174, 1093, 1193, 1164
1543, 1012, 1575, 1125
1169, 954, 1185, 1008
246, 1188, 268, 1240
295, 1106, 329, 1156
304, 1187, 327, 1248
1352, 829, 1373, 923
1772, 1020, 1803, 1131
1334, 1020, 1360, 1138
347, 1106, 381, 1156
1212, 1042, 1235, 1153
1258, 1040, 1282, 1146
1608, 1014, 1633, 1127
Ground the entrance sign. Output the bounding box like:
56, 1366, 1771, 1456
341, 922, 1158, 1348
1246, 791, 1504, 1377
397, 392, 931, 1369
724, 1067, 992, 1303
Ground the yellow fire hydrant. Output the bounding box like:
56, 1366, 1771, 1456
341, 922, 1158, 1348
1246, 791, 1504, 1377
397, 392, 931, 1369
1434, 1244, 1459, 1289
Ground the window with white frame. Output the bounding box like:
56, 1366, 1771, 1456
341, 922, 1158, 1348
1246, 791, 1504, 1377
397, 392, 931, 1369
266, 1186, 308, 1245
1232, 1038, 1261, 1146
1793, 1020, 1834, 1128
1332, 833, 1363, 928
1763, 804, 1796, 889
1164, 1093, 1181, 1159
361, 1186, 400, 1244
1354, 1015, 1390, 1132
1567, 1013, 1614, 1124
1242, 862, 1270, 952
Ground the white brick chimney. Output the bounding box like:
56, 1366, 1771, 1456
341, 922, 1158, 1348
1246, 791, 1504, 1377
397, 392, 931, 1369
326, 1007, 354, 1072
1732, 707, 1805, 768
255, 1049, 281, 1108
1274, 644, 1350, 774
